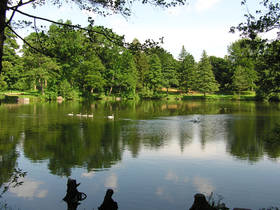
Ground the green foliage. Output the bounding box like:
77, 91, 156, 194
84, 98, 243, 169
227, 38, 258, 91
147, 54, 163, 92
1, 16, 279, 101
134, 52, 150, 91
161, 52, 179, 92
179, 51, 196, 91
232, 65, 251, 93
255, 40, 280, 101
195, 51, 219, 96
209, 56, 232, 91
0, 74, 7, 91
178, 45, 188, 61
232, 0, 280, 39
58, 80, 79, 100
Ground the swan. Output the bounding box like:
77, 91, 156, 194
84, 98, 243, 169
67, 112, 74, 116
107, 114, 114, 119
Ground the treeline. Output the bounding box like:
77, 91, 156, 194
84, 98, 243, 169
1, 20, 280, 101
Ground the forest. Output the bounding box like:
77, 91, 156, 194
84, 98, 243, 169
1, 20, 280, 101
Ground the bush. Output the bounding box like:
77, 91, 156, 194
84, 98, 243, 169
58, 80, 80, 100
0, 76, 7, 91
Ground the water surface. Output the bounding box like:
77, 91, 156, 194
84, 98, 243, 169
1, 100, 280, 209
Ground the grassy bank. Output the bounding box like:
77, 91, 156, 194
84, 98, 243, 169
0, 90, 257, 102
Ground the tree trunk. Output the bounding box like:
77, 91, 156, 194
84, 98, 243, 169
0, 0, 8, 75
109, 76, 114, 96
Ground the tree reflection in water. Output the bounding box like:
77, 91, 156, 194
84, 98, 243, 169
1, 101, 280, 209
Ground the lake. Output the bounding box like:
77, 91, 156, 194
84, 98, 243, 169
1, 100, 280, 210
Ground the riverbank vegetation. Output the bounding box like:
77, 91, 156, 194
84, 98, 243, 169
1, 22, 279, 102
1, 0, 280, 103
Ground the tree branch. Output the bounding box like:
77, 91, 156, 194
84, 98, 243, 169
6, 0, 23, 26
8, 0, 36, 10
6, 23, 52, 57
12, 8, 125, 46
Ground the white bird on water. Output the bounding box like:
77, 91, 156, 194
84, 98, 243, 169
67, 112, 74, 116
87, 113, 93, 118
76, 113, 82, 117
107, 114, 114, 119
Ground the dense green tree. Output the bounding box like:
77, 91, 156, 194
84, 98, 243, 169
117, 51, 138, 97
1, 27, 23, 90
22, 32, 61, 94
161, 52, 179, 94
227, 39, 258, 91
147, 54, 163, 92
46, 22, 86, 85
255, 40, 280, 100
179, 51, 196, 92
178, 45, 188, 61
209, 56, 232, 91
1, 0, 186, 76
195, 50, 219, 96
232, 65, 251, 94
134, 52, 150, 91
231, 0, 280, 100
74, 56, 105, 94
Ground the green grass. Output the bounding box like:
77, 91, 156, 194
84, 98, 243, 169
163, 91, 256, 101
0, 90, 257, 102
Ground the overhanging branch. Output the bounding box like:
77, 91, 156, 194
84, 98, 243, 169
8, 0, 36, 10
11, 8, 125, 46
6, 23, 52, 57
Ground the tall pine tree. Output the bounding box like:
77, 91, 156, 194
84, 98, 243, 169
196, 50, 219, 96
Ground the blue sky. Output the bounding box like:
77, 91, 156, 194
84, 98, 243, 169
13, 0, 262, 60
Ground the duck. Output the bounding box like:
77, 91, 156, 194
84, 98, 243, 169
82, 114, 88, 117
190, 117, 200, 123
87, 113, 93, 118
76, 113, 82, 117
67, 112, 74, 116
107, 114, 114, 119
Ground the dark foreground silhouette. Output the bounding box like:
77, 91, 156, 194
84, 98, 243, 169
62, 178, 254, 210
98, 189, 118, 210
63, 178, 87, 210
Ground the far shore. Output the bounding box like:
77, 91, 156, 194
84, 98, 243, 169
0, 89, 258, 103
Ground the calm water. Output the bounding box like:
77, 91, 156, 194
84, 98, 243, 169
1, 100, 280, 210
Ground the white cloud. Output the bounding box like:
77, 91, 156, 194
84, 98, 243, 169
155, 187, 174, 203
9, 179, 48, 199
81, 171, 95, 178
194, 0, 222, 12
165, 170, 179, 183
105, 173, 118, 189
